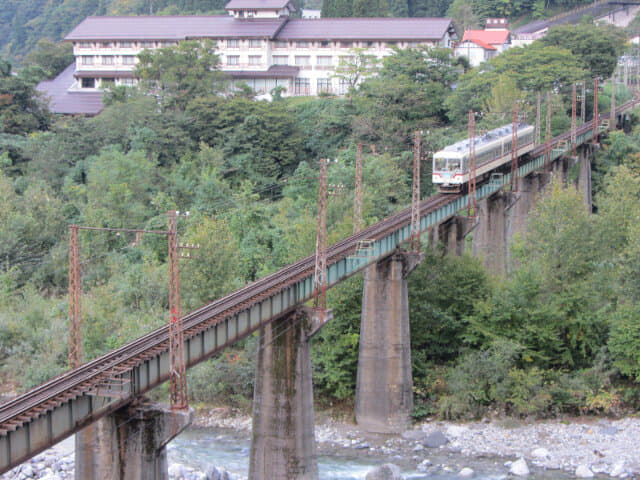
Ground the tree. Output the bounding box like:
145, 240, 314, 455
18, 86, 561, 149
540, 23, 626, 79
0, 61, 50, 135
332, 48, 379, 92
24, 39, 74, 79
446, 43, 585, 124
136, 39, 228, 110
447, 0, 479, 35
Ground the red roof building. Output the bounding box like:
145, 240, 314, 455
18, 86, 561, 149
455, 19, 512, 67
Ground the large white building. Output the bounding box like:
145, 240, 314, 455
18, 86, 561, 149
40, 0, 455, 113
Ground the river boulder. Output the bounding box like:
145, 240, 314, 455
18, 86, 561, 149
365, 463, 403, 480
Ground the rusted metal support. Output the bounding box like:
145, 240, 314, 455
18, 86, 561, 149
467, 112, 477, 217
168, 211, 187, 410
510, 103, 519, 192
535, 91, 542, 146
593, 78, 599, 141
410, 132, 422, 251
610, 75, 616, 130
581, 81, 586, 124
354, 144, 363, 234
571, 84, 577, 153
313, 158, 328, 320
68, 225, 82, 369
545, 91, 552, 176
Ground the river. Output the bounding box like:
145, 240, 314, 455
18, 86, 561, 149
167, 426, 591, 479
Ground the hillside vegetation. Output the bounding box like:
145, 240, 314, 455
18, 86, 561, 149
1, 19, 639, 418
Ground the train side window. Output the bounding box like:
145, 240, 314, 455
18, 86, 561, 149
450, 159, 461, 171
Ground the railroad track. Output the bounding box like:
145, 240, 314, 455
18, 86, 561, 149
0, 193, 454, 432
1, 93, 637, 437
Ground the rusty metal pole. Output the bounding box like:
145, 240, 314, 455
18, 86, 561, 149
536, 91, 542, 146
593, 78, 599, 141
510, 102, 519, 192
314, 159, 328, 317
468, 112, 477, 216
410, 132, 421, 252
354, 144, 363, 234
610, 75, 616, 131
581, 81, 586, 124
168, 210, 187, 410
68, 225, 82, 369
545, 91, 552, 176
571, 83, 577, 154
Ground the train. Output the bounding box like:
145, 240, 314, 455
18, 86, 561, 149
432, 123, 535, 192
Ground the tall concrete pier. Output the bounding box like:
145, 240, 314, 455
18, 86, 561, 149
249, 307, 318, 480
75, 400, 192, 480
355, 250, 423, 434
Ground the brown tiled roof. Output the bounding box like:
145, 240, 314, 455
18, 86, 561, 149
229, 65, 299, 78
225, 0, 295, 11
65, 16, 288, 41
74, 70, 135, 78
37, 64, 104, 115
277, 18, 454, 41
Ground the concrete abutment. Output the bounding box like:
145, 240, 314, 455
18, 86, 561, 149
75, 400, 192, 480
249, 307, 318, 480
355, 250, 423, 434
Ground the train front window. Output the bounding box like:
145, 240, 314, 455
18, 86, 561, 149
435, 158, 447, 171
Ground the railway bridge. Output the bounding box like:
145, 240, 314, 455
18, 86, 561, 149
1, 94, 638, 479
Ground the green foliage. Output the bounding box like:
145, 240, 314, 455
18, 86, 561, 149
0, 61, 51, 135
446, 43, 585, 124
136, 40, 227, 110
540, 23, 626, 80
24, 40, 74, 79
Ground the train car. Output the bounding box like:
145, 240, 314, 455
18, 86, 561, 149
432, 123, 535, 192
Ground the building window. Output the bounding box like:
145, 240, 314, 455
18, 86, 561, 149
102, 56, 114, 65
273, 55, 289, 65
140, 41, 155, 48
120, 41, 133, 48
317, 78, 332, 93
274, 41, 288, 48
227, 39, 239, 48
120, 78, 135, 86
386, 41, 397, 47
81, 56, 94, 65
316, 56, 332, 67
101, 42, 113, 48
101, 78, 115, 88
294, 56, 310, 66
160, 41, 176, 47
227, 55, 240, 66
249, 39, 262, 48
363, 41, 375, 48
338, 78, 350, 95
79, 42, 92, 49
294, 78, 310, 95
249, 55, 262, 65
340, 41, 353, 48
408, 41, 419, 48
296, 41, 310, 48
122, 55, 136, 65
319, 41, 331, 48
81, 78, 95, 88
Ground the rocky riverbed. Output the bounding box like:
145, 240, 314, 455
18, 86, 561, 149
3, 410, 639, 479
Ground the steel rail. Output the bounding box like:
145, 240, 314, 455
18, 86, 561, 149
1, 93, 637, 441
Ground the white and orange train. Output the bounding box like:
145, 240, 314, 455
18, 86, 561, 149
432, 123, 535, 192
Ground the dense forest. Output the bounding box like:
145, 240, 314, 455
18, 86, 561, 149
1, 12, 640, 419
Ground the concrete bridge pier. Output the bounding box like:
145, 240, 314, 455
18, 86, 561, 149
249, 307, 318, 480
471, 191, 514, 275
433, 216, 474, 256
75, 400, 192, 480
355, 249, 423, 434
576, 145, 593, 212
